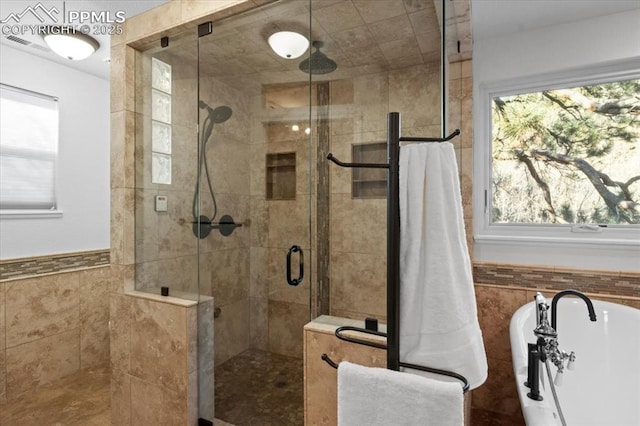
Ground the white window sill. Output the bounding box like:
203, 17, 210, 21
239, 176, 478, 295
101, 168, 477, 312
0, 210, 63, 219
474, 234, 640, 272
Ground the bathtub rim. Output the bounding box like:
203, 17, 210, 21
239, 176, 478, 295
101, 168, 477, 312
509, 297, 639, 426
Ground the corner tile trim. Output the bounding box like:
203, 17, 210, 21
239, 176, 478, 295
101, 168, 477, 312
473, 262, 640, 298
0, 249, 110, 281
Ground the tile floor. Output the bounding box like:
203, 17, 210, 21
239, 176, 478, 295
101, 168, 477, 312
214, 349, 304, 426
0, 365, 110, 425
0, 350, 303, 425
0, 356, 522, 425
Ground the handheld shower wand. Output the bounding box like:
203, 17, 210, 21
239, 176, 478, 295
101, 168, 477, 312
192, 101, 232, 238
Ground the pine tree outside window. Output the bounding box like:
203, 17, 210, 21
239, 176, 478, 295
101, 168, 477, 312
474, 61, 640, 270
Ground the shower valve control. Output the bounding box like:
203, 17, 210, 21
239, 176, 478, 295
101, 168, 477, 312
155, 195, 168, 212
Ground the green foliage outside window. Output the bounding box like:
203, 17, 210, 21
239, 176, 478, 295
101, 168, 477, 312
491, 79, 640, 225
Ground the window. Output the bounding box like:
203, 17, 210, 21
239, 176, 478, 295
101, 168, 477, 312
151, 57, 172, 185
474, 61, 640, 270
492, 79, 639, 225
0, 83, 59, 213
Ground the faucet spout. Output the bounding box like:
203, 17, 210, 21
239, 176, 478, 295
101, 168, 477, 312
551, 289, 597, 331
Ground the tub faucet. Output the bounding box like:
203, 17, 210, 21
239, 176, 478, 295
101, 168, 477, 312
530, 292, 573, 388
551, 289, 597, 332
533, 293, 561, 363
534, 292, 554, 336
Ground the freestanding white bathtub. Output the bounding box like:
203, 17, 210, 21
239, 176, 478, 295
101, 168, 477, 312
510, 297, 640, 426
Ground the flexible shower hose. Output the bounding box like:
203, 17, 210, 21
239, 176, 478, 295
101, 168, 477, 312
192, 113, 218, 222
544, 359, 567, 426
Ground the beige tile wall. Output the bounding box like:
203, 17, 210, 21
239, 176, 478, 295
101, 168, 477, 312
304, 317, 472, 425
255, 85, 313, 359
329, 61, 442, 323
0, 250, 110, 280
109, 292, 212, 425
129, 6, 260, 367
0, 266, 110, 404
304, 318, 387, 426
110, 2, 261, 423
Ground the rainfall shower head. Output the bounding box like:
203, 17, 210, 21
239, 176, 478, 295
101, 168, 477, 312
199, 101, 233, 124
299, 41, 337, 75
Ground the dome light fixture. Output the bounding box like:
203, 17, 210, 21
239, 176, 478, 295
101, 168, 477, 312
42, 26, 100, 61
268, 31, 309, 59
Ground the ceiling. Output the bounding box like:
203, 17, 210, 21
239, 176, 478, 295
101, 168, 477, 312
472, 0, 640, 41
155, 0, 444, 93
0, 0, 170, 80
2, 0, 637, 82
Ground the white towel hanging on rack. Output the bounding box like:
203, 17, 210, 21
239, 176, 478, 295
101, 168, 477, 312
337, 361, 463, 426
398, 142, 487, 389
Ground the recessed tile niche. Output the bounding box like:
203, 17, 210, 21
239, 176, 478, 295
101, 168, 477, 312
266, 152, 296, 200
352, 142, 387, 198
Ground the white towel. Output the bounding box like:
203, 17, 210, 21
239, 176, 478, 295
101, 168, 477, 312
399, 142, 487, 389
337, 361, 463, 426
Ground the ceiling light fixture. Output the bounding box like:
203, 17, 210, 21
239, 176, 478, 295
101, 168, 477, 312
42, 26, 100, 61
268, 31, 309, 59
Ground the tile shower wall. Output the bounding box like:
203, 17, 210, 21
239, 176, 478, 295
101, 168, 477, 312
134, 45, 200, 295
110, 2, 261, 423
251, 85, 313, 359
0, 265, 111, 404
136, 45, 258, 366
329, 62, 442, 322
199, 73, 254, 365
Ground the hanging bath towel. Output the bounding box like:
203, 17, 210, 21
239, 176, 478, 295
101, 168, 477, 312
337, 361, 463, 426
399, 142, 487, 389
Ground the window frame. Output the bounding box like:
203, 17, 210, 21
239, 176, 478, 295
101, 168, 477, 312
0, 83, 62, 219
473, 59, 640, 270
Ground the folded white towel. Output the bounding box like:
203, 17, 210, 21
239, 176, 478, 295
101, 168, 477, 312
338, 361, 463, 426
399, 142, 487, 389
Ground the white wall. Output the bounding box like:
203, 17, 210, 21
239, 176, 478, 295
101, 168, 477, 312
473, 9, 640, 84
0, 44, 110, 259
472, 9, 640, 271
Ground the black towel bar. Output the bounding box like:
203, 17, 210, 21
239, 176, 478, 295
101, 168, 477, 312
323, 113, 469, 393
324, 326, 470, 392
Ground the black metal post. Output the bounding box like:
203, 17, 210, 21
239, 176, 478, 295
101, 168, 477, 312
387, 112, 401, 371
527, 349, 543, 401
525, 343, 536, 388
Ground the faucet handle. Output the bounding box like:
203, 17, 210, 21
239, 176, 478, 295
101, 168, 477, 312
554, 368, 564, 386
566, 351, 576, 371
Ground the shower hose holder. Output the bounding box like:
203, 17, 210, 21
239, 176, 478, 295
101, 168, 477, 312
192, 214, 242, 238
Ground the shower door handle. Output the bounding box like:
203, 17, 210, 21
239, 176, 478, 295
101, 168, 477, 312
286, 245, 304, 286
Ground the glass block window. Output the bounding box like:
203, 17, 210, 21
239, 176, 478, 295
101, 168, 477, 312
151, 58, 172, 184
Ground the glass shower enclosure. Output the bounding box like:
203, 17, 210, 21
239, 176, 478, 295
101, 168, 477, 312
133, 0, 450, 423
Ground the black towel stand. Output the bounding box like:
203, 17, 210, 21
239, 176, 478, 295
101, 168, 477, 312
322, 112, 469, 393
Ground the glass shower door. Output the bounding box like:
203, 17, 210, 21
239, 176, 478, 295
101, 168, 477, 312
196, 1, 312, 423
